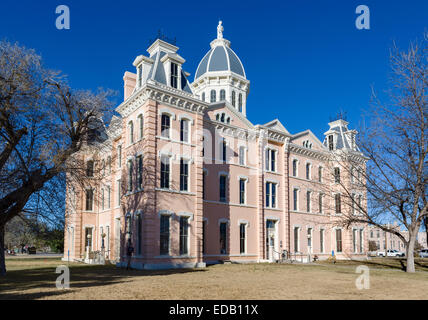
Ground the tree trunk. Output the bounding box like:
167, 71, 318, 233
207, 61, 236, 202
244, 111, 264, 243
0, 223, 6, 276
406, 232, 416, 273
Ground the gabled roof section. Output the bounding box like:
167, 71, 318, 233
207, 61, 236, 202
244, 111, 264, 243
291, 129, 326, 150
205, 101, 254, 129
262, 119, 290, 135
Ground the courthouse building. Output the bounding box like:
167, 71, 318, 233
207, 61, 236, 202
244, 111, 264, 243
63, 22, 368, 269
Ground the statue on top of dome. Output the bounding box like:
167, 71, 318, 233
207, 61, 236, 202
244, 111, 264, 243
217, 21, 223, 39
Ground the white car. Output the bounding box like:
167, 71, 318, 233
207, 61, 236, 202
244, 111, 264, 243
419, 249, 428, 258
377, 249, 405, 257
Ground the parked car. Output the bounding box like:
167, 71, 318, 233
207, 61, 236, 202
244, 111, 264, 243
419, 249, 428, 258
377, 249, 405, 257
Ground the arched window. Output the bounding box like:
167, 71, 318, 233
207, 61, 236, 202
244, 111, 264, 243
128, 121, 134, 144
238, 93, 242, 112
231, 91, 236, 107
221, 113, 225, 123
210, 90, 216, 103
220, 89, 226, 101
216, 114, 220, 121
101, 159, 106, 176
138, 114, 144, 140
226, 117, 230, 124
86, 160, 94, 177
201, 92, 205, 102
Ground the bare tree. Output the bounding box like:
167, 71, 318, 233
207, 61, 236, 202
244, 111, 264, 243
323, 32, 427, 273
0, 40, 113, 275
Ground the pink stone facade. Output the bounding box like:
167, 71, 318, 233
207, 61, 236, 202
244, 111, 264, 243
63, 28, 368, 269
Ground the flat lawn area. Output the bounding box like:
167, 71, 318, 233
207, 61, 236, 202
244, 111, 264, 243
1, 257, 427, 300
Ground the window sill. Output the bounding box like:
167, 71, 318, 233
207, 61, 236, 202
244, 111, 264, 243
155, 188, 195, 196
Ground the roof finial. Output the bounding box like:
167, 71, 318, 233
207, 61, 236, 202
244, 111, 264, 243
217, 20, 223, 39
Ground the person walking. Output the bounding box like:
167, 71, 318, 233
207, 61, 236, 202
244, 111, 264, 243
126, 239, 134, 270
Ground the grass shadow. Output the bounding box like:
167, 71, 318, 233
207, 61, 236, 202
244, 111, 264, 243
0, 261, 206, 300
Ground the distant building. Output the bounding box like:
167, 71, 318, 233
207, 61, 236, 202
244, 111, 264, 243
367, 223, 427, 252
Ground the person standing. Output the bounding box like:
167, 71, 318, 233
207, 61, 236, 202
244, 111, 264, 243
126, 239, 134, 270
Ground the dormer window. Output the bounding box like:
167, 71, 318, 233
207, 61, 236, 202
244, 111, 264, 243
202, 92, 205, 102
238, 93, 242, 112
137, 65, 142, 87
328, 135, 334, 151
170, 62, 178, 89
231, 91, 236, 107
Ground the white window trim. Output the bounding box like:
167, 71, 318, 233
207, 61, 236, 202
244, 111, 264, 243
291, 157, 299, 177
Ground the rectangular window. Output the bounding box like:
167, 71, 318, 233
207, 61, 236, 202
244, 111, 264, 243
161, 114, 170, 138
101, 188, 105, 211
160, 215, 170, 255
180, 119, 189, 142
222, 139, 227, 162
294, 227, 299, 252
318, 193, 323, 213
293, 188, 298, 211
357, 195, 362, 214
318, 166, 322, 182
239, 178, 246, 204
359, 230, 363, 253
335, 194, 341, 214
171, 62, 178, 88
353, 229, 357, 253
107, 186, 111, 209
265, 182, 277, 208
265, 149, 276, 172
265, 182, 270, 207
292, 159, 298, 177
127, 161, 133, 192
220, 222, 227, 254
334, 167, 340, 183
240, 224, 246, 254
137, 155, 143, 190
239, 146, 245, 166
160, 155, 170, 189
137, 214, 142, 255
320, 229, 324, 253
306, 164, 311, 180
271, 183, 276, 208
179, 216, 189, 255
271, 150, 276, 172
138, 115, 144, 140
117, 180, 121, 207
336, 229, 342, 253
306, 191, 311, 212
117, 145, 122, 168
219, 175, 227, 202
85, 189, 93, 211
180, 158, 189, 192
307, 228, 312, 249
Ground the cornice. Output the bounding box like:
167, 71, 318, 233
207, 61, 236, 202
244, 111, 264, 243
116, 81, 208, 118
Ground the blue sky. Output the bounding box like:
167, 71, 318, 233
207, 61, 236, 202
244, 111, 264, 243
1, 0, 427, 140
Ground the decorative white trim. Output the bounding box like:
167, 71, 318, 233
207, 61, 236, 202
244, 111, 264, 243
177, 212, 194, 221
218, 218, 230, 226
159, 108, 176, 120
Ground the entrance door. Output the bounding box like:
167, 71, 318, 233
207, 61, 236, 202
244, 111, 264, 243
266, 220, 276, 262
